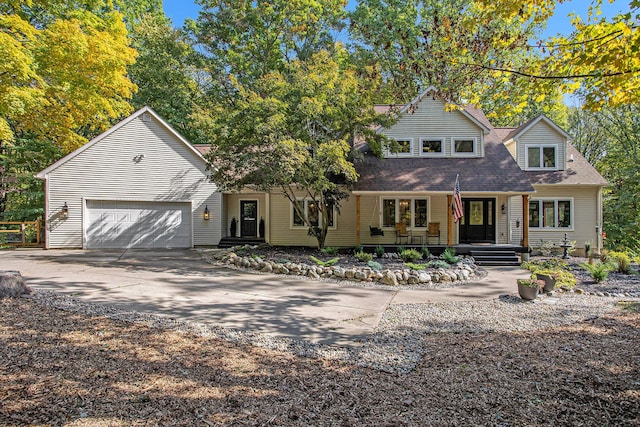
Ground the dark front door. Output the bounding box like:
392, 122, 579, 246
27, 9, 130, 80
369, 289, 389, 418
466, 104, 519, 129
459, 198, 496, 243
240, 200, 258, 237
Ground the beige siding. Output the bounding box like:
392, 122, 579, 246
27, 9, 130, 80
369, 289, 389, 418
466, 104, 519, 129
516, 121, 567, 170
43, 115, 221, 248
224, 193, 266, 237
382, 98, 485, 158
514, 186, 601, 252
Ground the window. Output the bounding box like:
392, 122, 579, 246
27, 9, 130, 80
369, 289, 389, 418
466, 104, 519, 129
420, 138, 444, 156
529, 199, 572, 228
292, 200, 335, 228
526, 145, 557, 169
387, 138, 413, 157
382, 198, 429, 227
452, 138, 477, 156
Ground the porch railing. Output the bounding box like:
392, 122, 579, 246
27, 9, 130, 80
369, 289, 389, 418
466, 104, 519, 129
0, 220, 42, 247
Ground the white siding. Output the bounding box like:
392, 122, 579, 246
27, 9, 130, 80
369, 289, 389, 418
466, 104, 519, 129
381, 98, 485, 158
43, 114, 222, 248
516, 121, 567, 170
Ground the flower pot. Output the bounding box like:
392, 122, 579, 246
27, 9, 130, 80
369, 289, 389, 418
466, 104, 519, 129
518, 282, 540, 301
536, 274, 556, 293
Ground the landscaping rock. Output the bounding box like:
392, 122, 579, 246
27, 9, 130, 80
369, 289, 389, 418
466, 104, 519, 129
380, 270, 399, 286
0, 271, 31, 298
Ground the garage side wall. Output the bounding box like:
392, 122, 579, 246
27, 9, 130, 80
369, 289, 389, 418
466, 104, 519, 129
42, 115, 222, 248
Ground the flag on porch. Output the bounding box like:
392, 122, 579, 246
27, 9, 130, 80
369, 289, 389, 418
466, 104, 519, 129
452, 175, 464, 223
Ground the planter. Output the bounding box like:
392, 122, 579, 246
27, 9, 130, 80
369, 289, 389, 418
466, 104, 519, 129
517, 279, 543, 301
536, 273, 557, 293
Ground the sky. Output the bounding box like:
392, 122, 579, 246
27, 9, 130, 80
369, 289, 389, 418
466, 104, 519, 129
162, 0, 630, 38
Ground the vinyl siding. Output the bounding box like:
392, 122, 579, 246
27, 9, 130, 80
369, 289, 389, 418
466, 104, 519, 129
224, 193, 266, 237
43, 115, 221, 248
516, 121, 567, 170
512, 186, 601, 251
381, 98, 485, 158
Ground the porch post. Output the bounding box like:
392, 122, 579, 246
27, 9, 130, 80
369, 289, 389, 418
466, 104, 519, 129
355, 195, 361, 246
522, 194, 529, 248
447, 194, 453, 246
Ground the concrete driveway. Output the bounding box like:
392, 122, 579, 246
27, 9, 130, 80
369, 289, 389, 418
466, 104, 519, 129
1, 249, 525, 346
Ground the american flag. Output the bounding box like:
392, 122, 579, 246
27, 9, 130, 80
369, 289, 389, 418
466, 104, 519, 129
453, 175, 464, 223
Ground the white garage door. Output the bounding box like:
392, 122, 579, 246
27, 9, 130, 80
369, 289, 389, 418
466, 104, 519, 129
85, 200, 191, 249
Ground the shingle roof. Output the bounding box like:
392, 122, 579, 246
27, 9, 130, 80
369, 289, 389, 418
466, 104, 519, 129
353, 129, 535, 193
524, 144, 608, 186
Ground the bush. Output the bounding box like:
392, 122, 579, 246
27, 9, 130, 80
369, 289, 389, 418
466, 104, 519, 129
354, 251, 373, 262
353, 245, 363, 254
405, 262, 427, 270
441, 247, 459, 264
609, 251, 631, 274
521, 260, 576, 290
580, 262, 615, 283
309, 256, 339, 267
634, 255, 640, 267
420, 245, 430, 259
397, 245, 406, 254
399, 248, 422, 262
428, 260, 450, 269
321, 246, 338, 256
539, 240, 556, 256
375, 245, 385, 258
367, 260, 382, 271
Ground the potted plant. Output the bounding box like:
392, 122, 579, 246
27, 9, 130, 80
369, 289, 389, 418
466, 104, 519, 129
517, 278, 543, 301
259, 217, 265, 238
533, 270, 557, 293
230, 217, 237, 237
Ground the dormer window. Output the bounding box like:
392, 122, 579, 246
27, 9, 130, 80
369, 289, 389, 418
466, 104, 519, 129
420, 138, 444, 156
452, 138, 477, 156
526, 145, 557, 169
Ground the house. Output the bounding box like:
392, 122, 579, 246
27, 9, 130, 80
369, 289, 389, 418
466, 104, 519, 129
37, 107, 222, 249
38, 90, 607, 256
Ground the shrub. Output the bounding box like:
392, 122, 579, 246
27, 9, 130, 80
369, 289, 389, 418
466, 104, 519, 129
399, 248, 422, 262
405, 262, 427, 270
353, 245, 363, 254
420, 245, 430, 259
397, 245, 406, 254
441, 247, 459, 264
309, 256, 340, 267
522, 260, 576, 290
367, 260, 382, 271
428, 260, 450, 269
609, 251, 631, 274
584, 241, 592, 257
375, 245, 385, 258
539, 240, 556, 256
321, 246, 338, 256
354, 251, 373, 262
634, 255, 640, 267
580, 262, 615, 283
600, 249, 610, 263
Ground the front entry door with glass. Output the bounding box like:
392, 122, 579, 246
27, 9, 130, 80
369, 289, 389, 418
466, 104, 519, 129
459, 198, 496, 243
240, 200, 258, 237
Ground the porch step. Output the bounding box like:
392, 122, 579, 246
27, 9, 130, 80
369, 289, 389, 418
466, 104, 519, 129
218, 237, 265, 249
470, 250, 521, 267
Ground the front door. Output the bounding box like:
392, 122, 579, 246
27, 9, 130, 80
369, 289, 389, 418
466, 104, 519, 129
459, 198, 496, 243
240, 200, 258, 237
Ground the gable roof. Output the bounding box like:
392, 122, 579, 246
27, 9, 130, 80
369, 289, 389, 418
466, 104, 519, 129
37, 106, 204, 178
524, 143, 608, 186
503, 114, 572, 142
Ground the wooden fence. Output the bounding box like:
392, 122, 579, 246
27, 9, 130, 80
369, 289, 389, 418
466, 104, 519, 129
0, 220, 42, 247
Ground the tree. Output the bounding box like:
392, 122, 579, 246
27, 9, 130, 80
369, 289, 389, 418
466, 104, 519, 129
204, 50, 385, 248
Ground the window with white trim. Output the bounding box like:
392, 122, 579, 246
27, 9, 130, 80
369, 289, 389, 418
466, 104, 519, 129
529, 199, 572, 228
387, 138, 413, 157
382, 198, 429, 228
526, 145, 557, 169
452, 138, 477, 156
420, 138, 444, 156
292, 200, 335, 228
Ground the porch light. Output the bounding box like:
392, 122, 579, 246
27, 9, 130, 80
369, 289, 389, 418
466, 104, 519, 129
62, 202, 69, 219
203, 205, 210, 220
501, 203, 506, 214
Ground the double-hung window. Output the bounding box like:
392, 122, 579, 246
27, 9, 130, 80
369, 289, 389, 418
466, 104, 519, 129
529, 199, 572, 228
526, 145, 557, 169
292, 200, 335, 228
382, 198, 429, 228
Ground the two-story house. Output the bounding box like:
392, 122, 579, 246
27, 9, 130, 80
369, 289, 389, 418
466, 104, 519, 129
38, 89, 606, 256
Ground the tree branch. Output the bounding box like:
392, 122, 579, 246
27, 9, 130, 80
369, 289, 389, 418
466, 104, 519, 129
458, 61, 640, 80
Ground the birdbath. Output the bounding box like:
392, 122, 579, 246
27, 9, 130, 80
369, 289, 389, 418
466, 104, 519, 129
559, 233, 572, 259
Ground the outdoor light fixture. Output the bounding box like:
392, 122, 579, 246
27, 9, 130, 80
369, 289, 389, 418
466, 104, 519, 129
203, 205, 210, 220
62, 202, 69, 219
501, 203, 506, 214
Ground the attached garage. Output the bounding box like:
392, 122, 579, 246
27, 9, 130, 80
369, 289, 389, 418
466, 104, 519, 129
37, 107, 223, 249
85, 200, 192, 249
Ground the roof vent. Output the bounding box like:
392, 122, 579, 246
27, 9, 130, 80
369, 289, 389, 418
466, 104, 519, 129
141, 112, 151, 122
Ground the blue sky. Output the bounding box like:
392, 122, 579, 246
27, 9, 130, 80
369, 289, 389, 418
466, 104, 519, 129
162, 0, 630, 37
